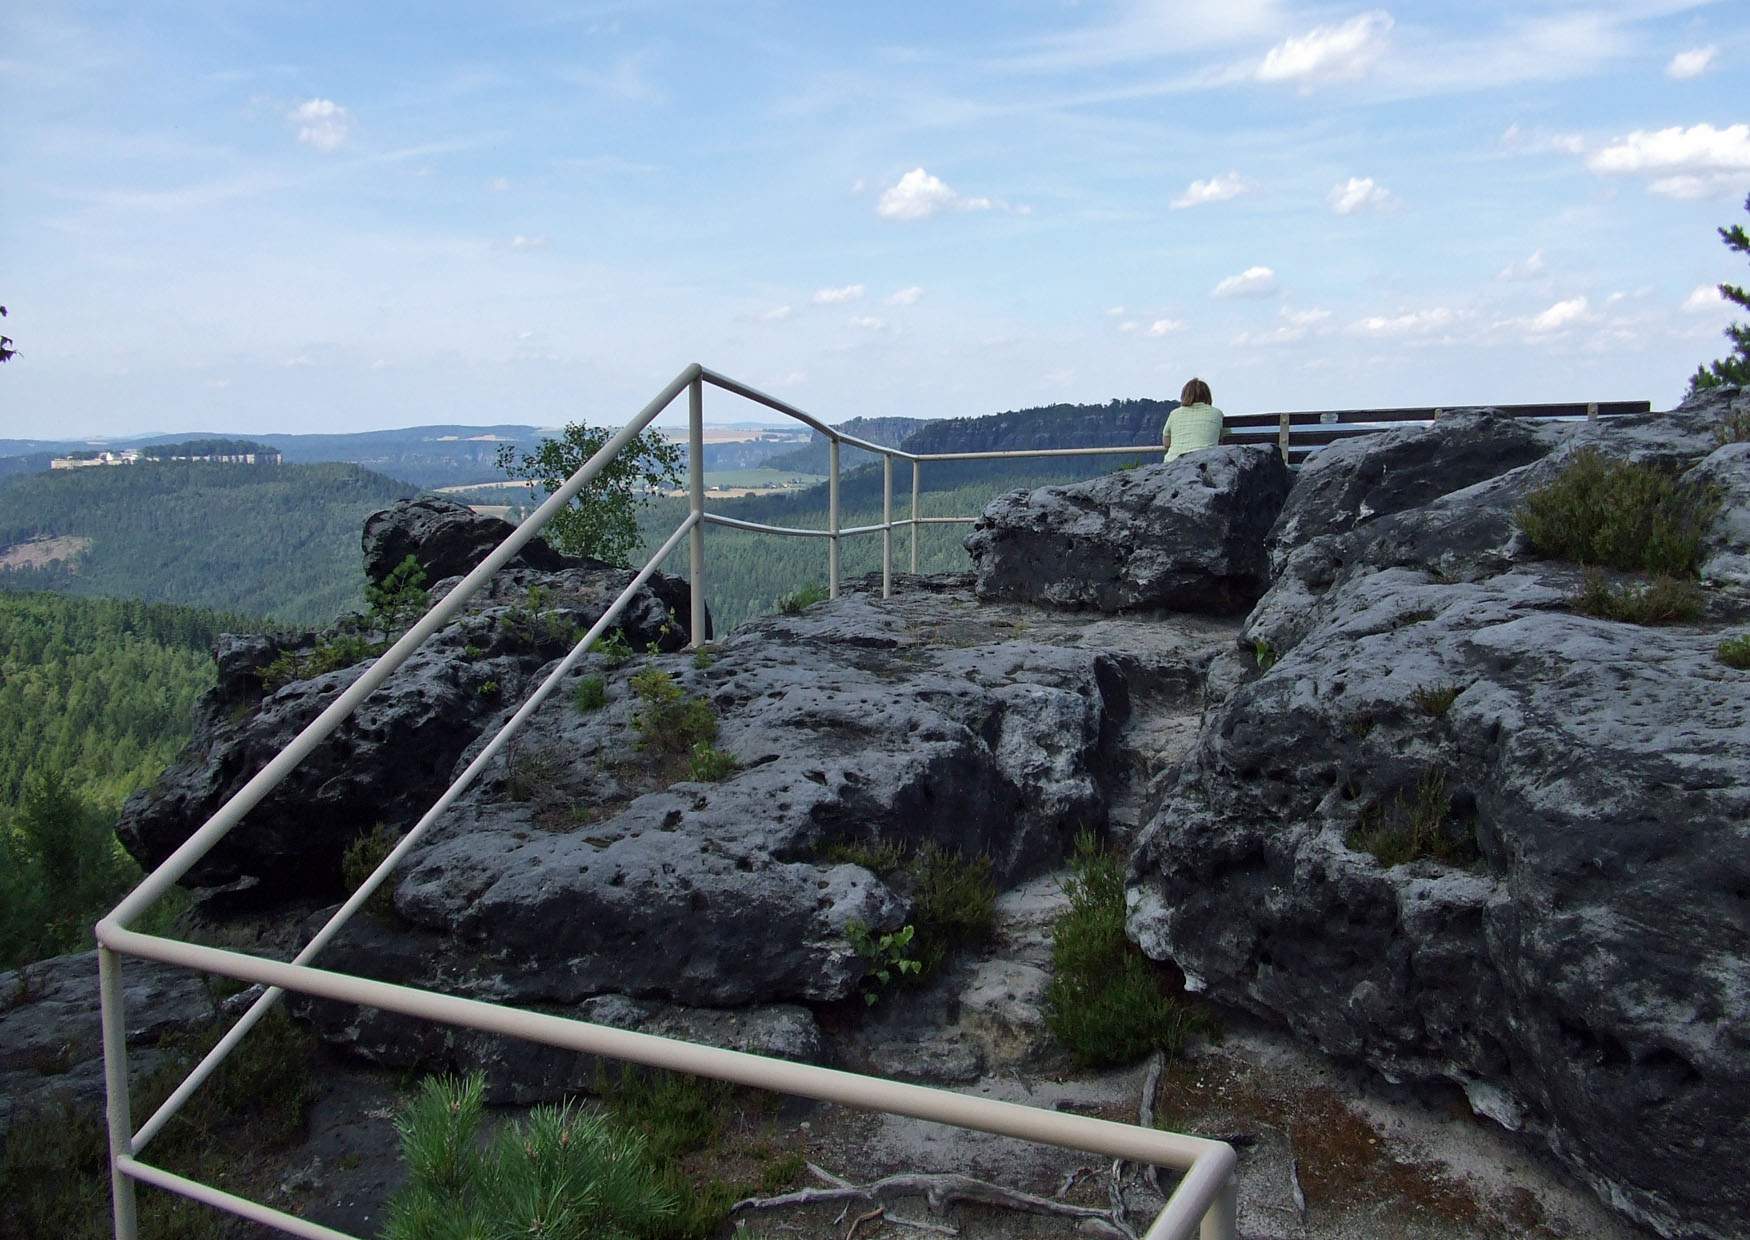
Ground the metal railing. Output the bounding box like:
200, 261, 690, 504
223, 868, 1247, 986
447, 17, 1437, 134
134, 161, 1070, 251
93, 363, 1239, 1240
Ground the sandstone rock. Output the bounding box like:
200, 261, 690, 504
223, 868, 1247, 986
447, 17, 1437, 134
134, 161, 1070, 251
362, 496, 569, 583
0, 950, 216, 1149
965, 445, 1291, 614
1131, 395, 1750, 1238
120, 556, 696, 908
1686, 441, 1750, 588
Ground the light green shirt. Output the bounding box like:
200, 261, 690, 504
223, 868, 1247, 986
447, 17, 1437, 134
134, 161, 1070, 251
1163, 403, 1224, 462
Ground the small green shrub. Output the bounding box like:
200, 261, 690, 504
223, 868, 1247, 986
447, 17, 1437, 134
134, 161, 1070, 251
1253, 638, 1277, 671
461, 643, 484, 659
341, 823, 401, 921
822, 839, 995, 975
777, 583, 828, 615
475, 678, 499, 697
1719, 633, 1750, 669
574, 674, 607, 712
845, 920, 923, 1004
686, 742, 738, 783
1409, 683, 1462, 718
629, 668, 717, 755
384, 1072, 678, 1240
1570, 569, 1705, 625
258, 633, 388, 692
504, 746, 566, 802
1347, 770, 1477, 868
1044, 833, 1211, 1068
589, 628, 634, 666
1716, 407, 1750, 446
1516, 449, 1720, 577
691, 646, 716, 670
366, 554, 430, 637
597, 1065, 735, 1164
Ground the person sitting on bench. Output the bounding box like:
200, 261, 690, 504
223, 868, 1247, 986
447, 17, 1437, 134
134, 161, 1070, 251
1163, 377, 1224, 463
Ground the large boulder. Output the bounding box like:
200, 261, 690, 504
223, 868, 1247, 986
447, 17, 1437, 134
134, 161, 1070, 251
965, 445, 1291, 614
297, 586, 1129, 1080
1686, 440, 1750, 588
1130, 394, 1750, 1239
362, 496, 569, 582
119, 507, 699, 907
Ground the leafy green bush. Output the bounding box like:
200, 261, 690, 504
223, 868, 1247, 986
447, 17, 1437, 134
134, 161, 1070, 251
690, 646, 716, 670
340, 823, 401, 922
1346, 770, 1477, 868
1719, 633, 1750, 669
776, 583, 828, 615
686, 742, 738, 783
1570, 569, 1705, 625
845, 920, 923, 1004
496, 423, 682, 566
1409, 683, 1462, 717
1044, 833, 1210, 1068
589, 628, 634, 666
1253, 638, 1277, 671
574, 674, 607, 712
629, 668, 717, 755
384, 1073, 677, 1240
1516, 449, 1720, 577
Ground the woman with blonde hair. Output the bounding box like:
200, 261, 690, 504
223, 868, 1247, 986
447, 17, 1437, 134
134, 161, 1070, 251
1163, 378, 1223, 462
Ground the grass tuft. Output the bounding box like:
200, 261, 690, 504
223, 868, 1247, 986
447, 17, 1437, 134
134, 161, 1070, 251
1719, 633, 1750, 669
776, 583, 828, 615
1409, 683, 1462, 718
823, 838, 996, 976
1044, 833, 1212, 1068
686, 742, 739, 783
1346, 770, 1477, 868
340, 822, 402, 921
573, 674, 607, 713
1570, 569, 1705, 625
629, 668, 718, 755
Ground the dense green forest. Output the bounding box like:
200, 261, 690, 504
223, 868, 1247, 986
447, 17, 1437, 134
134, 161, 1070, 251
0, 594, 266, 967
638, 458, 1139, 631
0, 461, 415, 626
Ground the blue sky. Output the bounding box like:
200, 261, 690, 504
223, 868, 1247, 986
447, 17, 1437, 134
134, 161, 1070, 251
2, 1, 1747, 437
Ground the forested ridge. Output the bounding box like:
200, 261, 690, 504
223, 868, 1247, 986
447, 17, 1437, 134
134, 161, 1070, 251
0, 593, 270, 966
0, 461, 416, 625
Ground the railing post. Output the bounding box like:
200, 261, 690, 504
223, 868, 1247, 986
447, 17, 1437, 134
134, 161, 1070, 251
1277, 410, 1290, 463
828, 438, 840, 599
882, 454, 893, 599
1587, 401, 1598, 422
99, 945, 140, 1240
1200, 1173, 1238, 1240
687, 374, 706, 647
910, 459, 920, 575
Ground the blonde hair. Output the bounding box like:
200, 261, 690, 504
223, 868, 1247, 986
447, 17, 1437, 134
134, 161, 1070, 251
1180, 378, 1213, 407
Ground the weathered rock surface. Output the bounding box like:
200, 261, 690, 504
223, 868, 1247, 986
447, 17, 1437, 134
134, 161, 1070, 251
0, 951, 216, 1149
118, 501, 697, 907
1687, 440, 1750, 587
1130, 389, 1750, 1239
362, 495, 570, 582
965, 444, 1291, 614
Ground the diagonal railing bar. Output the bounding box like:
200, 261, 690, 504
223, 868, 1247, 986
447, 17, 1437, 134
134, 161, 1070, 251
127, 515, 700, 1156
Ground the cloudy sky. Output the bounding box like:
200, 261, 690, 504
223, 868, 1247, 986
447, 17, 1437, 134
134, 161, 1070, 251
2, 1, 1747, 438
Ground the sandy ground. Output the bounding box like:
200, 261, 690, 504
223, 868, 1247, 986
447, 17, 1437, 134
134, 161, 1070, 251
0, 534, 90, 571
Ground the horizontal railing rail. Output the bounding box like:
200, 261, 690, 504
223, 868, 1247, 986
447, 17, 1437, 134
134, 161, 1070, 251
94, 362, 1244, 1240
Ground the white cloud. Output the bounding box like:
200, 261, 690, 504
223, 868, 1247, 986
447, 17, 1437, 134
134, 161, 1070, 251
1145, 318, 1185, 337
1666, 46, 1716, 80
290, 98, 350, 152
1281, 306, 1332, 328
886, 286, 924, 306
812, 284, 865, 305
1170, 171, 1248, 209
1683, 284, 1724, 313
508, 234, 549, 251
1117, 320, 1140, 333
1327, 176, 1394, 215
1530, 296, 1590, 332
772, 370, 808, 389
760, 304, 793, 322
1235, 305, 1332, 347
487, 176, 511, 192
1497, 249, 1547, 281
1257, 11, 1392, 85
1211, 266, 1277, 299
1105, 306, 1127, 317
876, 167, 997, 221
1588, 124, 1750, 198
850, 315, 886, 330
1352, 307, 1456, 336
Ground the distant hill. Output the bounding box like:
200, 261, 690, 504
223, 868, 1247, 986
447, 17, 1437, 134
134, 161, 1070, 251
0, 461, 415, 625
763, 416, 930, 476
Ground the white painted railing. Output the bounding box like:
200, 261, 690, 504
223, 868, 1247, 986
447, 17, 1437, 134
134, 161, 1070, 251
94, 363, 1238, 1240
